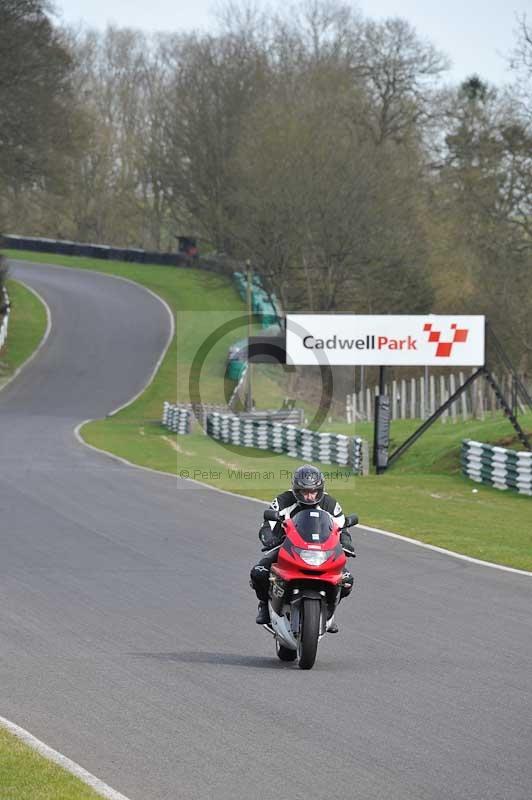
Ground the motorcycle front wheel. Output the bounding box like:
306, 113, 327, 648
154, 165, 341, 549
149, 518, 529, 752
298, 598, 320, 670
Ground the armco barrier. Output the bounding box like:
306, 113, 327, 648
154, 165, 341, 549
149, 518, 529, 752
461, 440, 532, 496
232, 271, 282, 330
226, 271, 282, 381
205, 412, 367, 474
0, 287, 10, 351
2, 234, 233, 274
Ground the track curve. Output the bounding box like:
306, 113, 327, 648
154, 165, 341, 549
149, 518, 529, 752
1, 260, 531, 800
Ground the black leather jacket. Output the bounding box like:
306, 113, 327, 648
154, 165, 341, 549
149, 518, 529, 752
259, 490, 353, 550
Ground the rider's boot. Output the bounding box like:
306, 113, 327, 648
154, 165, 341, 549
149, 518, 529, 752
256, 601, 271, 625
326, 616, 339, 633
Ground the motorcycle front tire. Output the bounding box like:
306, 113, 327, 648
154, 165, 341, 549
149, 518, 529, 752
298, 597, 320, 670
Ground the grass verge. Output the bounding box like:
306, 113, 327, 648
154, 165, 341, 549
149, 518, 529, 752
0, 727, 104, 799
84, 417, 532, 571
0, 279, 48, 387
5, 249, 532, 572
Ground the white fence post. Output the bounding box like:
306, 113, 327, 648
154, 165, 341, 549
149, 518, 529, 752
458, 371, 467, 421
440, 375, 448, 422
343, 368, 518, 423
410, 378, 416, 419
449, 373, 457, 422
366, 388, 372, 422
429, 374, 436, 416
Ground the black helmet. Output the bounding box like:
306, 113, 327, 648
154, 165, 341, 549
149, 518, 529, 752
292, 464, 325, 506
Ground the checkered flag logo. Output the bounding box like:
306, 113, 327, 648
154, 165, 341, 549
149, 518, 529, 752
423, 323, 469, 357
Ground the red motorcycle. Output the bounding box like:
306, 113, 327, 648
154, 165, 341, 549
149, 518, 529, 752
262, 507, 357, 669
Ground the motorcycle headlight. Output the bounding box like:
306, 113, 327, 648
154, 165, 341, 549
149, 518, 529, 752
296, 548, 334, 567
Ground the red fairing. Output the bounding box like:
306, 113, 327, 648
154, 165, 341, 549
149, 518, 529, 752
272, 517, 346, 586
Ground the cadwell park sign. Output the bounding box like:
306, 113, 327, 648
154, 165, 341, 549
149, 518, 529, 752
245, 311, 530, 472
286, 315, 485, 367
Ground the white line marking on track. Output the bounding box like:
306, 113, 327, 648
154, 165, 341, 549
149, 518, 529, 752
0, 716, 133, 800
172, 479, 532, 577
71, 430, 532, 580
73, 420, 178, 479
358, 524, 532, 577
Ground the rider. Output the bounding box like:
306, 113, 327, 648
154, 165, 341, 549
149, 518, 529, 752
250, 464, 355, 630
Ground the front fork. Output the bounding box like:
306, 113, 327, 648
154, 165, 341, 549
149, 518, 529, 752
269, 576, 343, 634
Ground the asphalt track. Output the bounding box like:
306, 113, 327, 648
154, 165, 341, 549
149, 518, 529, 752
1, 260, 532, 800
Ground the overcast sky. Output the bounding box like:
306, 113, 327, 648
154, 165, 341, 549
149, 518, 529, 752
55, 0, 528, 86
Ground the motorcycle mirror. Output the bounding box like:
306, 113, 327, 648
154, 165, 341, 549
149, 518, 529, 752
345, 514, 359, 528
263, 508, 281, 522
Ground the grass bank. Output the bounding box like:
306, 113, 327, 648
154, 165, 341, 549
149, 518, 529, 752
0, 727, 104, 799
84, 415, 532, 571
0, 279, 48, 388
5, 249, 532, 571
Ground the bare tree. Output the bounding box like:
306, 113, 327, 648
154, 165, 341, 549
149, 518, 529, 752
13, 26, 174, 249
156, 31, 270, 251
510, 15, 532, 80
0, 0, 75, 195
64, 27, 152, 246
355, 17, 449, 145
231, 63, 433, 315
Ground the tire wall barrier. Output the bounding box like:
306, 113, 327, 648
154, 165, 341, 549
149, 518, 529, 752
0, 287, 10, 351
161, 405, 368, 473
162, 403, 306, 432
162, 402, 193, 434
162, 402, 237, 433
461, 440, 532, 496
206, 412, 367, 474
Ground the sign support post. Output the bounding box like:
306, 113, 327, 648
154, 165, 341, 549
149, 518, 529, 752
246, 259, 253, 412
373, 366, 391, 473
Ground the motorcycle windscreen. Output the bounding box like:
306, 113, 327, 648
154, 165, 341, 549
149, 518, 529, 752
291, 509, 334, 544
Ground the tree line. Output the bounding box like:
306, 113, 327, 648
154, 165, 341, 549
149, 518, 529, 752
0, 0, 531, 372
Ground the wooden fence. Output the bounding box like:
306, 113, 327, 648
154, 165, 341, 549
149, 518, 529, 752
345, 371, 531, 423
